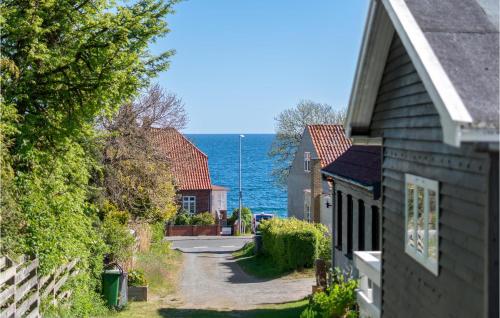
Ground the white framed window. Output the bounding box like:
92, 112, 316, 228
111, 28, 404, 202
182, 196, 196, 215
304, 202, 311, 222
405, 174, 439, 275
304, 189, 311, 222
304, 152, 311, 172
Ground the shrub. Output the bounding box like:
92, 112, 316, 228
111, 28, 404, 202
128, 269, 148, 286
300, 273, 358, 318
102, 211, 136, 263
259, 218, 330, 271
151, 221, 166, 243
174, 212, 191, 225
228, 207, 252, 232
191, 212, 215, 225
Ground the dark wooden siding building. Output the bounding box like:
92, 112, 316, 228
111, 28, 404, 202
345, 1, 499, 317
374, 34, 494, 318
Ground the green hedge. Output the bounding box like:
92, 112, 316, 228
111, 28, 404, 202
173, 211, 215, 225
259, 218, 330, 271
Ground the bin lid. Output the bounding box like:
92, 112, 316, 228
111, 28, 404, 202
103, 269, 121, 275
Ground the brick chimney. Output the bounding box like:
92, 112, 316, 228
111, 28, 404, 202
310, 158, 322, 223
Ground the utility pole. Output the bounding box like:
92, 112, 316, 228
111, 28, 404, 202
239, 134, 245, 234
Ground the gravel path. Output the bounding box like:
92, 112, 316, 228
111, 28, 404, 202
172, 237, 314, 310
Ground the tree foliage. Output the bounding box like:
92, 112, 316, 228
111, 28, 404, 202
269, 100, 346, 187
0, 0, 178, 315
229, 207, 253, 229
99, 85, 184, 222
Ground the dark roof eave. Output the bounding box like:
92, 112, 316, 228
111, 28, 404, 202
321, 169, 375, 192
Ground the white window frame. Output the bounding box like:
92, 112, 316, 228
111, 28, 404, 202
304, 203, 311, 222
304, 152, 311, 172
404, 174, 439, 276
182, 196, 196, 215
304, 189, 311, 222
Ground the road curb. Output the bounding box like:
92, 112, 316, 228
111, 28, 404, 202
164, 236, 254, 242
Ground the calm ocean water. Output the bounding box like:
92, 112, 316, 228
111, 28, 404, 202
186, 134, 287, 218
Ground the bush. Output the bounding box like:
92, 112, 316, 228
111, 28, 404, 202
151, 222, 166, 243
191, 212, 215, 225
173, 211, 215, 226
300, 273, 358, 318
101, 207, 136, 263
174, 212, 191, 225
259, 218, 330, 271
128, 269, 148, 286
228, 207, 252, 232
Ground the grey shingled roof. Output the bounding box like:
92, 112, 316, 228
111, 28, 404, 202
321, 146, 381, 188
405, 0, 499, 129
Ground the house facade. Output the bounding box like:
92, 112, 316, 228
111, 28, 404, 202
287, 125, 351, 231
150, 128, 228, 217
345, 0, 499, 317
321, 146, 382, 273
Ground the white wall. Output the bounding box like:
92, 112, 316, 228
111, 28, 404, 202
320, 194, 333, 233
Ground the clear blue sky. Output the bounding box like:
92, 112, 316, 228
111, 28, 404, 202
152, 0, 370, 133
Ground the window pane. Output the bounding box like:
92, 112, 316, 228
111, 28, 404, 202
406, 183, 415, 249
428, 189, 438, 262
416, 186, 425, 255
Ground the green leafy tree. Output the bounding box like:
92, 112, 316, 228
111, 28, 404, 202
269, 100, 346, 187
229, 207, 253, 231
0, 0, 178, 315
99, 85, 184, 222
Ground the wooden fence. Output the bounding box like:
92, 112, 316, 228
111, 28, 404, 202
0, 255, 78, 318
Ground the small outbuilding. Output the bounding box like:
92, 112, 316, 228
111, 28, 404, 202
322, 146, 382, 272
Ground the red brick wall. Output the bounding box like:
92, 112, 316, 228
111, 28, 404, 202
179, 190, 211, 213
166, 225, 220, 236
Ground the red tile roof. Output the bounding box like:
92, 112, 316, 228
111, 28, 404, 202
149, 128, 212, 190
307, 125, 352, 167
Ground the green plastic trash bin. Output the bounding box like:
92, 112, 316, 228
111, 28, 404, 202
102, 269, 121, 307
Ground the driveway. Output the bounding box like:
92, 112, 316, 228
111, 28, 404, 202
165, 236, 314, 310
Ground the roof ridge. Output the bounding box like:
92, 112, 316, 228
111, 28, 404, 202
152, 127, 208, 159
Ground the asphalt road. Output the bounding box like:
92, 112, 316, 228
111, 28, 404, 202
166, 236, 253, 253
165, 236, 314, 310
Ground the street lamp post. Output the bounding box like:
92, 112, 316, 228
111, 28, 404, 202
239, 134, 245, 234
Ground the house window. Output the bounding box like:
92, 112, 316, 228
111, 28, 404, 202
182, 196, 196, 215
335, 191, 343, 249
372, 206, 380, 250
346, 195, 353, 258
304, 152, 311, 172
405, 174, 439, 275
304, 190, 311, 222
358, 200, 365, 251
304, 202, 311, 222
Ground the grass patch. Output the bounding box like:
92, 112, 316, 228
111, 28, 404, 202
159, 299, 309, 318
99, 241, 183, 318
105, 298, 308, 318
136, 241, 183, 296
233, 242, 313, 279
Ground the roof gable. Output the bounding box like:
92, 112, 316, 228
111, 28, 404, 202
307, 125, 352, 167
345, 0, 499, 147
149, 128, 212, 190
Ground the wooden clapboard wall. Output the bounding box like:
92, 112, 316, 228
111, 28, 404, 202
369, 34, 492, 318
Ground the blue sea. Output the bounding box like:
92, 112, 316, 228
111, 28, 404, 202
186, 134, 287, 218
